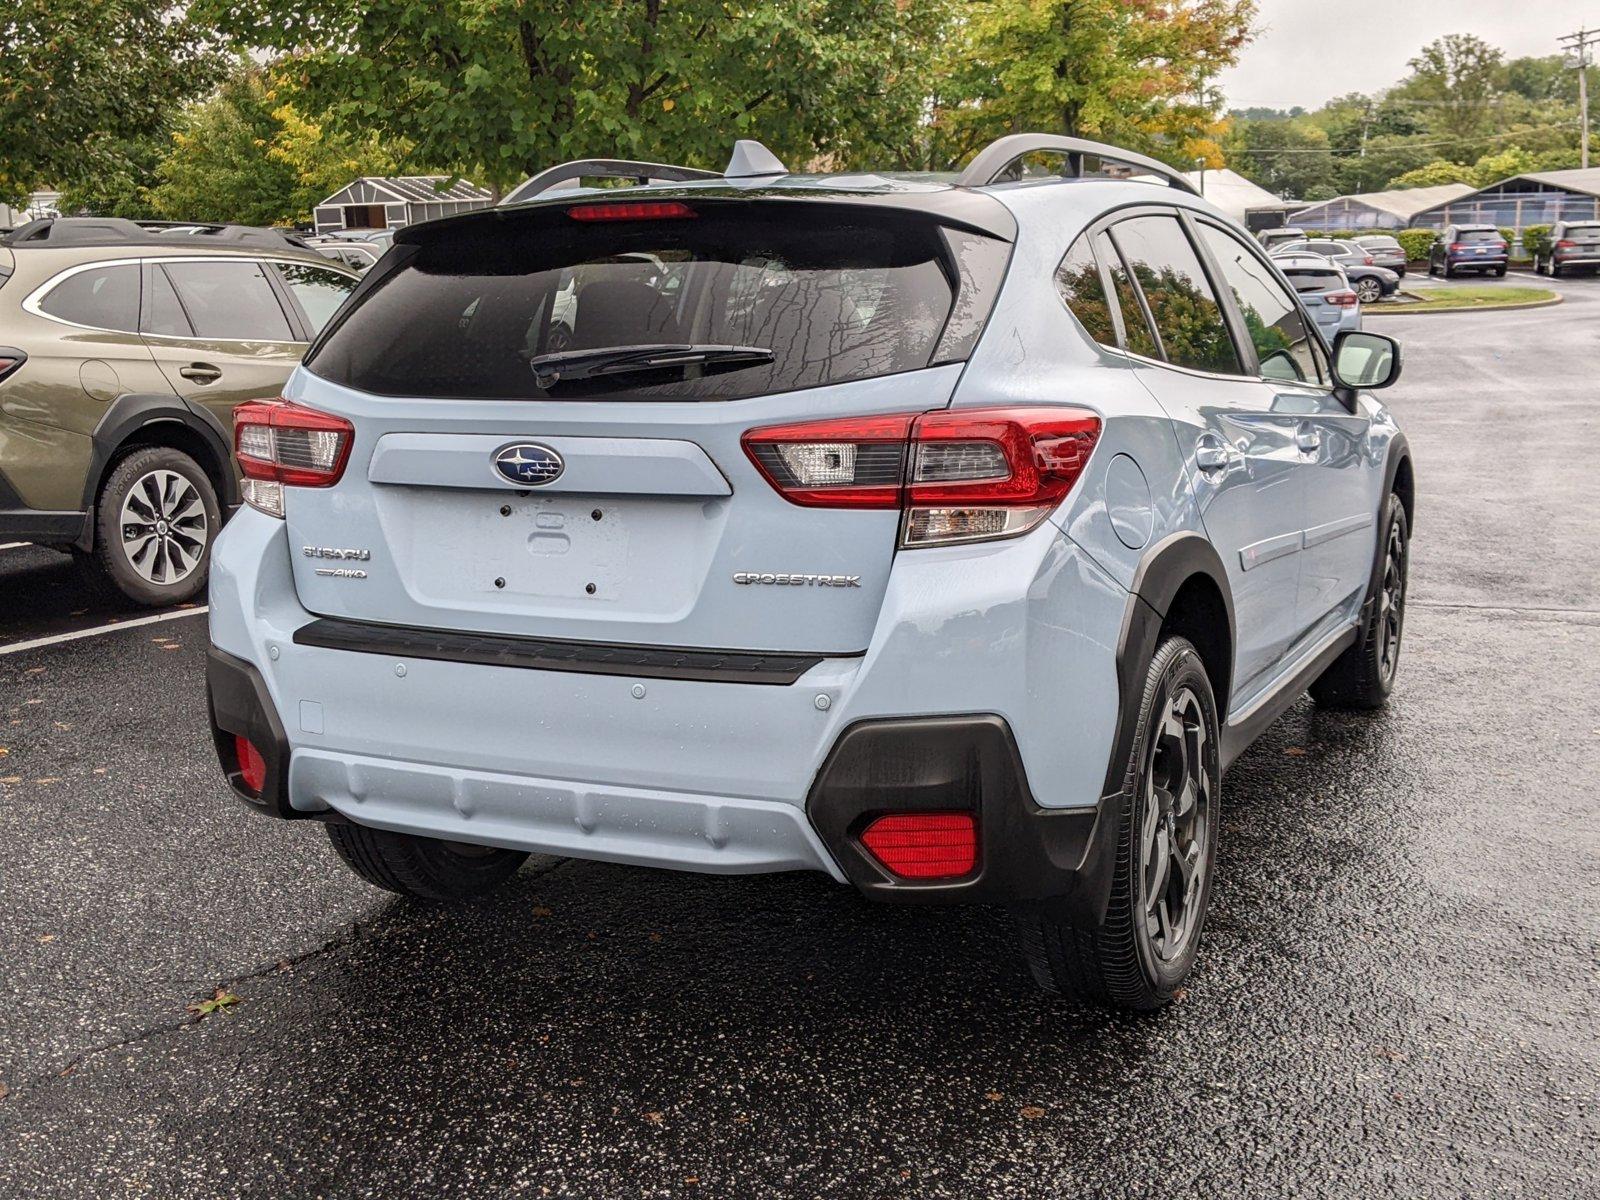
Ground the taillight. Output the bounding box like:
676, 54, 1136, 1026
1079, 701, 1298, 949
1558, 239, 1577, 249
233, 734, 267, 795
860, 812, 977, 879
567, 201, 696, 222
1450, 242, 1467, 252
1363, 255, 1375, 265
742, 406, 1101, 548
233, 399, 355, 518
1327, 290, 1359, 308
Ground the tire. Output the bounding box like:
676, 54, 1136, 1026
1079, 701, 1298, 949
1443, 263, 1455, 279
1428, 259, 1439, 277
326, 822, 531, 901
1311, 493, 1409, 711
1015, 636, 1220, 1012
1550, 260, 1562, 278
1355, 277, 1383, 304
1535, 255, 1547, 276
1492, 266, 1507, 278
90, 446, 220, 607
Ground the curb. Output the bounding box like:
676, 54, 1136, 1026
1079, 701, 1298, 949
1365, 293, 1563, 317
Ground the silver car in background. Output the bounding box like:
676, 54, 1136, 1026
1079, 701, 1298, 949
1274, 251, 1362, 340
1353, 235, 1408, 276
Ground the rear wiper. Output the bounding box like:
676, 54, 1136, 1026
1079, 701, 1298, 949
521, 344, 773, 388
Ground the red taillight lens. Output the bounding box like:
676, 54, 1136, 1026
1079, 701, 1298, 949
1558, 239, 1577, 249
567, 201, 696, 222
1450, 242, 1467, 252
1327, 290, 1359, 308
860, 812, 977, 879
1363, 255, 1375, 265
742, 406, 1101, 547
233, 735, 267, 795
233, 400, 354, 517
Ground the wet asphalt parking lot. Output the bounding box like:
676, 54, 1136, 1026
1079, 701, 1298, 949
1, 276, 1597, 1198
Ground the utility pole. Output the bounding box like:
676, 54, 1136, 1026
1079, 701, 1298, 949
1559, 28, 1597, 170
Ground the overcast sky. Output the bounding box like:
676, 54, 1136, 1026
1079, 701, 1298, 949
1217, 0, 1600, 111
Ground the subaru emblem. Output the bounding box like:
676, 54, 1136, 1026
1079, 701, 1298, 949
492, 442, 564, 487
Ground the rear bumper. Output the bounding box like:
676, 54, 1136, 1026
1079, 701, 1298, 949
206, 506, 1128, 915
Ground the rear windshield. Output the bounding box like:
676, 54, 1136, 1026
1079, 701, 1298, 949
1359, 237, 1401, 250
306, 201, 1008, 401
1457, 230, 1503, 243
1285, 269, 1343, 294
1564, 224, 1600, 236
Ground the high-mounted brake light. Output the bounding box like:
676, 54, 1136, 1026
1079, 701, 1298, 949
567, 201, 697, 222
742, 406, 1101, 548
860, 812, 977, 879
233, 399, 355, 518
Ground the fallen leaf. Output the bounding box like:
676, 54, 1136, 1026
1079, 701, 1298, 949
984, 1091, 1002, 1102
0, 748, 7, 757
531, 905, 552, 917
25, 668, 44, 675
1172, 987, 1190, 1003
683, 1177, 699, 1186
648, 931, 662, 943
161, 645, 181, 652
1020, 1105, 1046, 1119
0, 1080, 8, 1100
53, 722, 72, 731
1376, 1047, 1406, 1062
0, 776, 19, 784
32, 777, 60, 785
37, 934, 55, 944
187, 988, 241, 1019
643, 1111, 664, 1124
1283, 747, 1308, 757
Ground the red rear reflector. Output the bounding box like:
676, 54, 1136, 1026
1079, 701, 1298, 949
567, 201, 696, 222
860, 812, 977, 879
234, 735, 267, 794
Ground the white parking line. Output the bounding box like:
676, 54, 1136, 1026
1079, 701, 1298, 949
0, 541, 30, 552
0, 606, 208, 657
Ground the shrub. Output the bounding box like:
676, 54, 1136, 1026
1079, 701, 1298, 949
1521, 224, 1553, 258
1395, 228, 1440, 262
1498, 226, 1530, 259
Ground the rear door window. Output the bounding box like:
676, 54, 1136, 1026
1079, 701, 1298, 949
1099, 233, 1161, 359
163, 260, 296, 341
1108, 214, 1243, 376
38, 264, 139, 332
306, 202, 1008, 401
142, 265, 194, 337
1198, 224, 1326, 385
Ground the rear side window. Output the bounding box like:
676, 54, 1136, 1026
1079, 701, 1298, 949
1109, 214, 1242, 376
164, 261, 296, 341
142, 266, 193, 336
306, 202, 1008, 401
273, 262, 356, 335
1054, 236, 1118, 348
1100, 235, 1160, 359
1198, 225, 1326, 385
38, 264, 139, 332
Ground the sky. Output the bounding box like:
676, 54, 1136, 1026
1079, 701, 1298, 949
1217, 0, 1600, 111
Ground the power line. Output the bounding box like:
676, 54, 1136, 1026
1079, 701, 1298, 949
1225, 121, 1584, 156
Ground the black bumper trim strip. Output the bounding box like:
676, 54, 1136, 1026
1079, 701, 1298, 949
292, 617, 837, 685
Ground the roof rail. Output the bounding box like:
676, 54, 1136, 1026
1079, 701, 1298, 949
955, 134, 1200, 196
502, 159, 721, 206
2, 216, 313, 251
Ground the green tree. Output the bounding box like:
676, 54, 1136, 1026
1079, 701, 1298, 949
1385, 159, 1472, 190
1402, 34, 1504, 150
0, 1, 224, 204
194, 0, 954, 192
932, 0, 1257, 168
146, 66, 405, 226
1222, 117, 1333, 198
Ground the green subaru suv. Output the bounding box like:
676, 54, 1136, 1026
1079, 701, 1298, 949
0, 218, 359, 604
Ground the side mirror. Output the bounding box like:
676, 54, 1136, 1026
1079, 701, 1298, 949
1331, 329, 1401, 404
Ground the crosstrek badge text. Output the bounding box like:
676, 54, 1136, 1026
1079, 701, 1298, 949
733, 572, 862, 587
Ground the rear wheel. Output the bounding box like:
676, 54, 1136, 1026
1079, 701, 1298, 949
1355, 277, 1383, 304
1311, 493, 1408, 710
326, 822, 530, 900
89, 447, 219, 607
1016, 636, 1220, 1012
1550, 259, 1563, 278
1492, 265, 1507, 278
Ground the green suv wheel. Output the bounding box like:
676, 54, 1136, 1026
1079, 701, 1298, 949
89, 446, 220, 607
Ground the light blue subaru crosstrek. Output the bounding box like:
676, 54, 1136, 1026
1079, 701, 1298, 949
207, 135, 1413, 1011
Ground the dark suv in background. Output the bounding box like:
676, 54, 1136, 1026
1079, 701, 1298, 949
1533, 220, 1600, 276
1428, 224, 1508, 278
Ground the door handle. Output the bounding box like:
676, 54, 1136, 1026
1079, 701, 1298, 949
178, 363, 222, 383
1295, 423, 1322, 454
1195, 436, 1242, 474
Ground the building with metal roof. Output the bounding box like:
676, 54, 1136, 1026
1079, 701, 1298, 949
312, 176, 494, 234
1180, 168, 1296, 229
1291, 183, 1476, 231
1407, 169, 1600, 230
